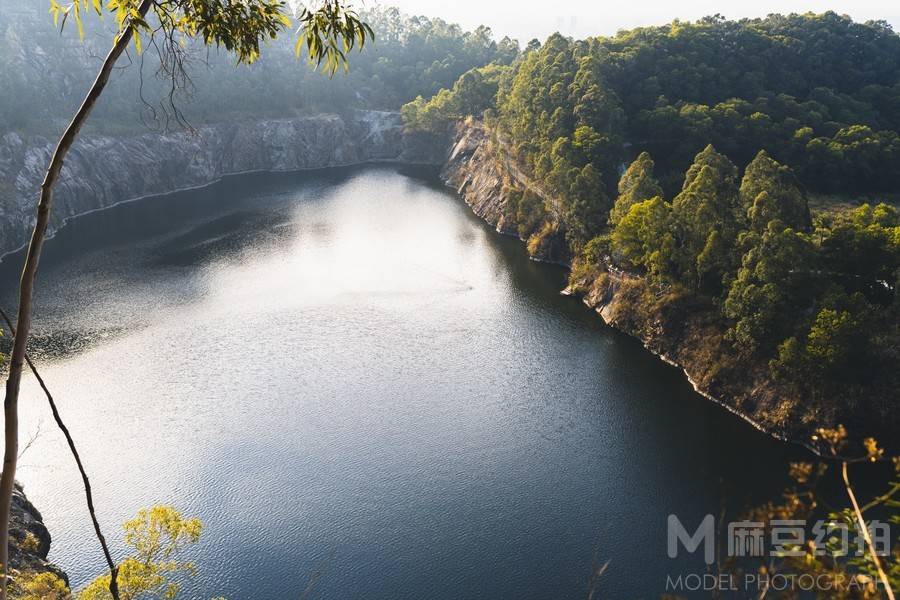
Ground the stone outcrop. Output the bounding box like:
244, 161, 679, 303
8, 483, 68, 589
441, 122, 516, 234
0, 110, 422, 257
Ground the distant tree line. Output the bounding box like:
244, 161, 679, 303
405, 12, 900, 195
0, 3, 519, 134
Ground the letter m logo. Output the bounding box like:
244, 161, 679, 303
668, 514, 715, 564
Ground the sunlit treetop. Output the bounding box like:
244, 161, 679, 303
48, 0, 373, 73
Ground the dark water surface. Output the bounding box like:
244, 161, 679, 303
5, 165, 807, 599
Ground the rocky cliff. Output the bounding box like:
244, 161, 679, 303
0, 110, 420, 257
441, 123, 515, 234
439, 119, 859, 451
7, 483, 68, 592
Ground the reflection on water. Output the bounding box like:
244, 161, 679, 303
4, 165, 806, 599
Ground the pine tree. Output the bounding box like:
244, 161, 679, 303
609, 152, 664, 226
671, 145, 741, 292
740, 150, 811, 232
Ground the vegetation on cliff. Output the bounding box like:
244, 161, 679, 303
409, 13, 900, 442
408, 13, 900, 195
12, 505, 207, 600
600, 147, 898, 439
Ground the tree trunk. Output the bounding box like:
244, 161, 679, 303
0, 3, 152, 598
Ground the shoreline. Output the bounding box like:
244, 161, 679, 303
0, 111, 440, 261
0, 158, 441, 265
4, 125, 830, 458
438, 120, 845, 458
450, 171, 826, 457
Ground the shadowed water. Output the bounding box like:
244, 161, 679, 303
4, 165, 807, 599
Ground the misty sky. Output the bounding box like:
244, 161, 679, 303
375, 0, 900, 42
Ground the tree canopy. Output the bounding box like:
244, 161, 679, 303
0, 2, 518, 134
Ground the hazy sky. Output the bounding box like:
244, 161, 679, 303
375, 0, 900, 41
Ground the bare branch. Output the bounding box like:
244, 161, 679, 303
17, 422, 41, 462
0, 308, 120, 600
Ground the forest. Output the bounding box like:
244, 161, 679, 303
405, 13, 900, 194
0, 3, 518, 134
404, 12, 900, 439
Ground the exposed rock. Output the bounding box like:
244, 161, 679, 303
0, 110, 435, 257
8, 482, 68, 588
441, 120, 571, 264
441, 121, 517, 236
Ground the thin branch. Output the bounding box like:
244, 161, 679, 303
859, 482, 900, 514
0, 308, 120, 600
17, 422, 41, 461
0, 3, 151, 597
841, 460, 896, 600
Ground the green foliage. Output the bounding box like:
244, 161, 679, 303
78, 506, 203, 600
600, 141, 897, 411
611, 196, 674, 282
526, 220, 566, 261
50, 0, 370, 71
507, 188, 548, 239
18, 572, 71, 600
724, 222, 815, 354
2, 3, 515, 133
740, 150, 811, 231
609, 152, 663, 226
820, 202, 900, 286
401, 63, 511, 134
471, 33, 628, 244
455, 11, 895, 301
564, 163, 608, 248
671, 145, 742, 292
805, 307, 862, 367
581, 235, 611, 265
294, 2, 372, 74
476, 12, 900, 196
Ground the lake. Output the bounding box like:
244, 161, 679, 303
6, 165, 805, 598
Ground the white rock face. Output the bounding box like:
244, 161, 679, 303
0, 110, 413, 256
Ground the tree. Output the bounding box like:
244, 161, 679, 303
79, 506, 203, 600
0, 2, 372, 599
670, 144, 741, 292
609, 151, 663, 226
401, 63, 511, 134
724, 222, 816, 354
486, 13, 900, 196
805, 307, 863, 369
17, 572, 71, 600
12, 506, 208, 600
740, 149, 811, 232
610, 196, 675, 282
564, 163, 608, 247
820, 202, 900, 287
727, 428, 898, 599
